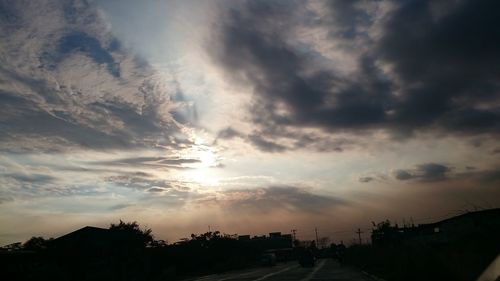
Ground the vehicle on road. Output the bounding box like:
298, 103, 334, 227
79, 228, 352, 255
260, 252, 277, 266
298, 249, 315, 267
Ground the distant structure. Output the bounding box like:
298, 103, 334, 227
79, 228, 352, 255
238, 232, 293, 249
237, 235, 251, 241
371, 208, 500, 246
269, 232, 282, 239
48, 226, 116, 260
235, 232, 293, 261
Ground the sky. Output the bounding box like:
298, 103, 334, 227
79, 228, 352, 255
1, 0, 499, 245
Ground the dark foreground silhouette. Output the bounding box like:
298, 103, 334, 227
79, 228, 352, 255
1, 221, 300, 281
1, 209, 499, 281
343, 209, 500, 281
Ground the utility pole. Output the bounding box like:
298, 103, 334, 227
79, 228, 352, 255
315, 227, 319, 246
291, 229, 297, 241
356, 228, 364, 245
208, 225, 211, 232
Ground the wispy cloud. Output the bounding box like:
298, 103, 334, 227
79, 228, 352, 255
0, 0, 193, 153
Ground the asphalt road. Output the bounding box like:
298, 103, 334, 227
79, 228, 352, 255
191, 259, 376, 281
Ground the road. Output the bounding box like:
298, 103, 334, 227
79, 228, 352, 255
190, 259, 377, 281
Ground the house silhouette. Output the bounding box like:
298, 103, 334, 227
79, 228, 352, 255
50, 226, 113, 259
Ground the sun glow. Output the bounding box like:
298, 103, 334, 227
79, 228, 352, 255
198, 149, 217, 168
179, 135, 221, 186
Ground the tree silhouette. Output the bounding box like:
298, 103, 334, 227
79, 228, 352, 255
22, 236, 52, 251
109, 220, 153, 248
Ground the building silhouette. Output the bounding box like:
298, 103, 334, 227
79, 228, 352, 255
371, 208, 500, 246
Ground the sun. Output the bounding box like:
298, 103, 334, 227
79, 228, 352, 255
179, 138, 221, 186
198, 149, 217, 168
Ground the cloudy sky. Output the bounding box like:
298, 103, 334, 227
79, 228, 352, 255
1, 0, 499, 245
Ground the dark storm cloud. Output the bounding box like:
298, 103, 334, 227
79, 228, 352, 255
93, 156, 200, 169
215, 127, 243, 141
214, 2, 389, 130
394, 163, 451, 182
377, 0, 500, 134
359, 176, 374, 183
290, 134, 347, 152
212, 0, 500, 152
247, 134, 287, 153
218, 186, 346, 213
215, 126, 353, 153
324, 0, 370, 39
5, 173, 57, 184
418, 163, 451, 181
394, 169, 414, 181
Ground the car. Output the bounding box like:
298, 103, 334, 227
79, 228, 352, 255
299, 250, 316, 267
260, 252, 277, 266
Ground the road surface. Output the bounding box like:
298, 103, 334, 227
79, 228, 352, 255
190, 259, 377, 281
